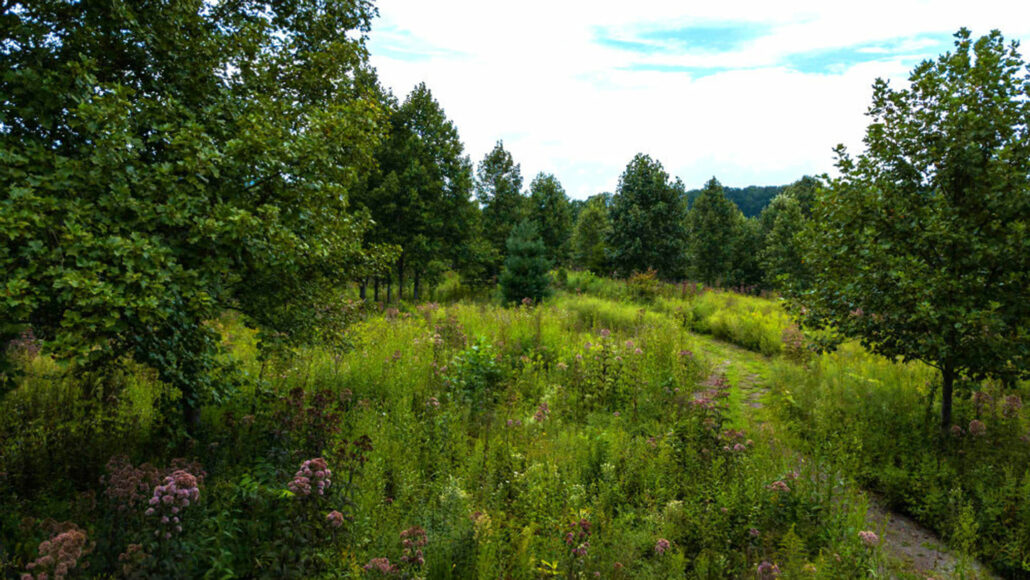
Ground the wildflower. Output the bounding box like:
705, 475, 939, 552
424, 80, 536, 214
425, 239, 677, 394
400, 526, 427, 567
426, 397, 440, 409
147, 469, 201, 538
625, 340, 635, 349
858, 530, 879, 546
1002, 395, 1023, 418
732, 443, 746, 452
556, 361, 568, 371
749, 528, 760, 538
599, 329, 611, 338
507, 419, 522, 427
951, 424, 964, 436
678, 350, 693, 358
288, 458, 332, 496
565, 518, 591, 557
613, 411, 620, 417
757, 560, 781, 579
972, 391, 993, 415
654, 538, 671, 555
634, 348, 643, 355
534, 403, 550, 422
802, 563, 817, 573
24, 525, 91, 580
326, 510, 345, 528
968, 420, 986, 437
364, 557, 396, 574
766, 480, 791, 493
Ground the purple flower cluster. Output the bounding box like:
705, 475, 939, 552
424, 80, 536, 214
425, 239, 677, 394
756, 560, 781, 579
654, 538, 671, 555
534, 402, 550, 423
400, 526, 427, 567
968, 420, 987, 437
720, 429, 754, 453
972, 391, 993, 415
766, 480, 791, 493
145, 470, 200, 538
564, 518, 591, 557
288, 458, 332, 497
1002, 395, 1023, 419
363, 557, 396, 574
23, 525, 90, 580
326, 510, 345, 528
858, 530, 879, 547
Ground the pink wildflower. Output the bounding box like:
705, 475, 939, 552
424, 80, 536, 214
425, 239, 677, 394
858, 530, 879, 546
968, 420, 986, 437
288, 458, 332, 497
326, 510, 345, 528
1002, 395, 1023, 418
654, 538, 671, 555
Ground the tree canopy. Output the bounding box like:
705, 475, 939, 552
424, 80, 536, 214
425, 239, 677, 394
0, 0, 391, 425
527, 173, 573, 266
791, 29, 1030, 429
687, 177, 742, 286
607, 154, 689, 280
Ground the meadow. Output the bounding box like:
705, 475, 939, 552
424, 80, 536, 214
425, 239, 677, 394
1, 274, 1027, 578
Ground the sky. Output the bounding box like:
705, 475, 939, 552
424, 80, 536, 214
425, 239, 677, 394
367, 1, 1030, 200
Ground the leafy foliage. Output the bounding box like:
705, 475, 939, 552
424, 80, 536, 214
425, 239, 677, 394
571, 195, 612, 275
607, 154, 689, 280
791, 28, 1030, 428
0, 0, 391, 426
688, 178, 743, 286
527, 173, 573, 266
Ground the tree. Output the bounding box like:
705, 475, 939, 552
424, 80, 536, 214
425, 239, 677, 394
571, 195, 612, 274
527, 173, 573, 266
476, 141, 526, 276
687, 177, 743, 286
0, 0, 389, 428
355, 83, 475, 301
727, 217, 766, 290
759, 195, 810, 290
499, 222, 551, 304
607, 154, 689, 279
791, 29, 1030, 430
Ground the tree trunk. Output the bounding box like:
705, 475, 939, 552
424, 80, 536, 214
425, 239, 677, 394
374, 278, 380, 302
414, 269, 421, 302
397, 254, 405, 302
359, 277, 367, 301
941, 361, 955, 432
386, 278, 391, 303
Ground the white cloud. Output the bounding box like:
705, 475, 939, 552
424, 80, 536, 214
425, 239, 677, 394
368, 1, 1030, 199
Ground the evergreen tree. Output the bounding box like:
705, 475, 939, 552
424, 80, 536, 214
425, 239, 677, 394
476, 141, 526, 276
499, 221, 551, 304
607, 154, 689, 279
687, 177, 742, 286
571, 195, 612, 274
760, 195, 810, 290
527, 173, 573, 266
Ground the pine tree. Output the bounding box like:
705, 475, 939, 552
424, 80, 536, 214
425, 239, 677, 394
499, 222, 552, 304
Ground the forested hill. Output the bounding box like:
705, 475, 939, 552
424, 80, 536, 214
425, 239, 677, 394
685, 184, 786, 217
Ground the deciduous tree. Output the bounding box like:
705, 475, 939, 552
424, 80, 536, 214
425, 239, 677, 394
792, 29, 1030, 430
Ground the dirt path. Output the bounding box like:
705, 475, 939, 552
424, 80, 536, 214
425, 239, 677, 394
689, 333, 998, 580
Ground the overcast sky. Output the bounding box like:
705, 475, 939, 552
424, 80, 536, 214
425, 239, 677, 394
367, 1, 1030, 199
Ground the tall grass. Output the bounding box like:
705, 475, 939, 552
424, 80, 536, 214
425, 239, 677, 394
1, 297, 881, 578
768, 343, 1030, 576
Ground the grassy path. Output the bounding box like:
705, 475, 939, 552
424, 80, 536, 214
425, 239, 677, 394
686, 331, 998, 580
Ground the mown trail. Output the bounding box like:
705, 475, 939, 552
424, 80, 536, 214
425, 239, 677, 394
686, 331, 999, 580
